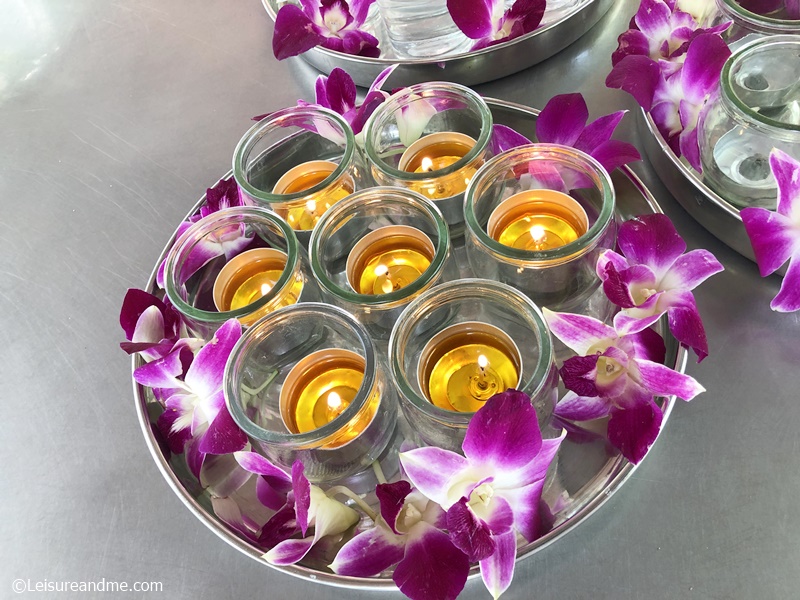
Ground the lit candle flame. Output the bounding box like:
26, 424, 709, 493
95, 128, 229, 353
327, 391, 342, 411
477, 354, 489, 371
530, 225, 546, 244
260, 283, 272, 296
420, 157, 434, 172
374, 264, 389, 277
306, 200, 317, 214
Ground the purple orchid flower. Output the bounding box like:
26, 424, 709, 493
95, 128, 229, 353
607, 33, 730, 171
611, 0, 729, 67
156, 177, 252, 288
447, 0, 546, 51
119, 288, 191, 362
331, 480, 470, 600
746, 0, 800, 18
596, 213, 724, 361
135, 319, 248, 478
234, 453, 360, 564
399, 390, 565, 599
543, 308, 705, 463
272, 0, 379, 60
742, 149, 800, 312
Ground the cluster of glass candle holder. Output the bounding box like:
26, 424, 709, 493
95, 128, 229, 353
160, 82, 620, 483
698, 35, 800, 208
710, 0, 800, 51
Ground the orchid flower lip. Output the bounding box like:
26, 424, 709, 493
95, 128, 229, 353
162, 207, 300, 327
363, 82, 493, 182
223, 303, 379, 449
232, 105, 355, 204
307, 187, 451, 307
388, 279, 554, 425
464, 143, 616, 263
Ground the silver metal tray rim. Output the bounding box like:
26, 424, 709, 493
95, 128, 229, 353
132, 98, 687, 591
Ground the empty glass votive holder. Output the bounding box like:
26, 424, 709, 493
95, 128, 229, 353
232, 105, 358, 246
308, 187, 458, 345
463, 143, 617, 319
710, 0, 800, 50
388, 279, 558, 451
363, 82, 493, 236
163, 206, 318, 340
224, 303, 397, 483
699, 35, 800, 208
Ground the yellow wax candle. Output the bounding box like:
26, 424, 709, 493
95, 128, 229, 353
397, 132, 479, 200
418, 322, 521, 413
212, 248, 304, 325
345, 225, 435, 295
279, 349, 378, 447
487, 189, 589, 251
272, 160, 352, 231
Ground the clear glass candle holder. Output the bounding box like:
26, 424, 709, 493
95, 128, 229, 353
363, 82, 493, 236
163, 206, 318, 340
389, 279, 558, 451
463, 143, 617, 319
376, 0, 471, 58
699, 35, 800, 208
309, 187, 458, 345
232, 105, 359, 246
224, 303, 397, 483
711, 0, 800, 50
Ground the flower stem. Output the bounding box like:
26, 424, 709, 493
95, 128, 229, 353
326, 486, 377, 521
371, 460, 387, 485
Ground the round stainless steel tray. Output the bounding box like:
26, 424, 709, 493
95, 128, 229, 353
133, 99, 687, 591
261, 0, 614, 87
638, 109, 774, 270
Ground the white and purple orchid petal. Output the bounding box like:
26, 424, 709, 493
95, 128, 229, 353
446, 498, 497, 561
350, 90, 388, 136
265, 536, 316, 565
589, 139, 642, 174
663, 289, 709, 361
611, 29, 651, 65
272, 4, 326, 60
560, 355, 600, 397
202, 177, 243, 215
528, 160, 568, 192
292, 461, 311, 536
536, 93, 588, 146
234, 451, 292, 483
186, 431, 207, 479
376, 480, 414, 535
635, 356, 705, 401
617, 213, 686, 278
184, 319, 242, 400
314, 74, 330, 110
472, 492, 515, 536
348, 0, 375, 25
339, 29, 381, 58
494, 430, 564, 497
393, 522, 470, 600
198, 405, 247, 455
156, 408, 193, 454
447, 0, 495, 40
396, 96, 438, 148
462, 389, 543, 470
508, 0, 546, 30
368, 65, 396, 96
259, 501, 298, 548
421, 495, 448, 529
660, 248, 724, 291
211, 496, 262, 545
679, 33, 730, 104
499, 479, 545, 543
120, 339, 175, 361
769, 149, 800, 220
399, 448, 469, 507
574, 111, 625, 154
613, 305, 662, 336
542, 308, 618, 355
622, 326, 667, 364
330, 522, 406, 577
771, 254, 800, 312
607, 397, 663, 464
256, 476, 291, 511
130, 305, 165, 350
606, 55, 663, 111
786, 0, 800, 18
741, 207, 797, 277
120, 288, 177, 341
132, 349, 185, 390
323, 68, 357, 115
601, 262, 652, 309
479, 529, 517, 600
633, 0, 672, 41
490, 124, 532, 155
308, 486, 360, 541
554, 391, 611, 421
596, 249, 631, 279
677, 107, 702, 172
594, 346, 631, 400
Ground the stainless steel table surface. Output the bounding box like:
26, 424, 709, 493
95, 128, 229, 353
2, 1, 798, 598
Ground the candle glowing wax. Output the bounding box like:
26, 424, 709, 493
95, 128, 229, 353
397, 132, 479, 200
487, 189, 589, 251
418, 322, 521, 413
212, 248, 303, 325
279, 349, 378, 446
272, 160, 353, 231
345, 225, 435, 295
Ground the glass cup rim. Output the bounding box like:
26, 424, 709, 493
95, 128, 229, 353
164, 206, 300, 324
232, 105, 356, 205
722, 35, 800, 133
388, 278, 554, 424
363, 82, 493, 184
308, 187, 451, 306
464, 143, 616, 263
224, 302, 378, 445
718, 0, 800, 27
